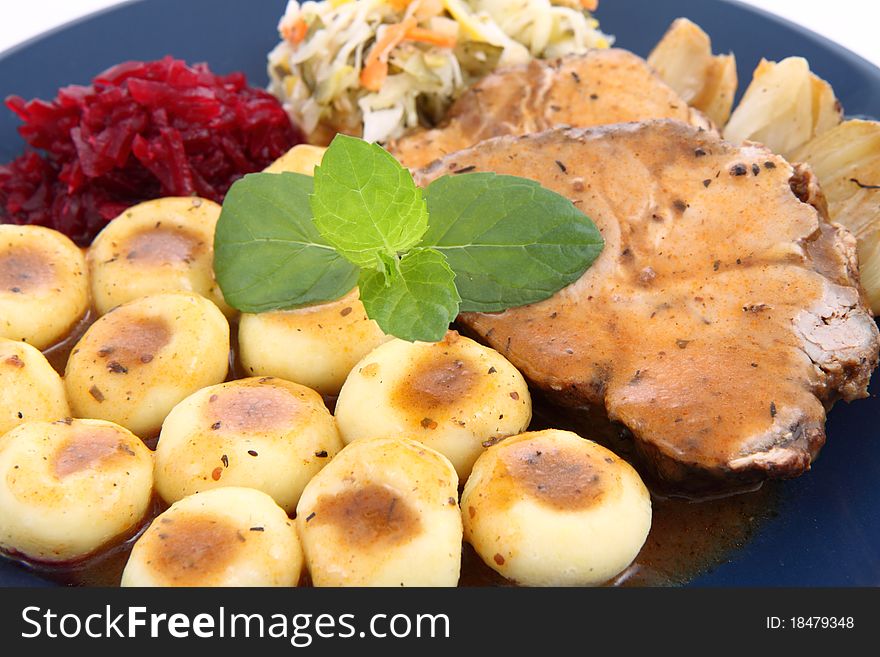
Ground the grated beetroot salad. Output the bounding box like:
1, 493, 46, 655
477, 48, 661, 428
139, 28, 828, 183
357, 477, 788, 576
0, 57, 303, 245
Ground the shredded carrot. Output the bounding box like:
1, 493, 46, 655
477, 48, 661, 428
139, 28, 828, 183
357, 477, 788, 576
404, 26, 457, 49
282, 18, 308, 45
388, 0, 414, 9
359, 18, 418, 91
580, 0, 598, 11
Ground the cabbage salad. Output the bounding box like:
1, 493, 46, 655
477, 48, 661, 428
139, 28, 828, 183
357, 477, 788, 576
267, 0, 613, 144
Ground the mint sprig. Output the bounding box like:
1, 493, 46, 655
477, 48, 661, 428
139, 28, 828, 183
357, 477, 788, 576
214, 135, 604, 342
311, 136, 429, 270
423, 172, 604, 312
214, 172, 358, 313
359, 248, 461, 343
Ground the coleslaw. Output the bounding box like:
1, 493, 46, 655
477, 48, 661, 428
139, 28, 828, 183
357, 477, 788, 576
267, 0, 613, 144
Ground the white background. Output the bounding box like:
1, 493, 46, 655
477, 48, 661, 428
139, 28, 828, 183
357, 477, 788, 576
0, 1, 877, 65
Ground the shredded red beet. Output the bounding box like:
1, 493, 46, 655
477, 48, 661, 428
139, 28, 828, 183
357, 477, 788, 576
0, 57, 303, 245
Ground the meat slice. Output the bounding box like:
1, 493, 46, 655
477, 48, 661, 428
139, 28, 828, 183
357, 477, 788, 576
390, 49, 709, 170
413, 120, 880, 494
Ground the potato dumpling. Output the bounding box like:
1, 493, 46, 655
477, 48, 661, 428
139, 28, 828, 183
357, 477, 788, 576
155, 377, 342, 512
0, 224, 89, 349
121, 487, 302, 587
88, 197, 232, 316
334, 331, 531, 478
462, 429, 652, 586
296, 436, 461, 586
263, 144, 327, 175
65, 292, 229, 437
0, 338, 70, 437
238, 288, 389, 396
0, 418, 153, 562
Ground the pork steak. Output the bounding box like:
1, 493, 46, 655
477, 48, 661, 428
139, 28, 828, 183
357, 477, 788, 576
414, 120, 880, 494
390, 49, 709, 170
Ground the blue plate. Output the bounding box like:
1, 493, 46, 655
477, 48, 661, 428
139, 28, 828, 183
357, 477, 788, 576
1, 0, 878, 586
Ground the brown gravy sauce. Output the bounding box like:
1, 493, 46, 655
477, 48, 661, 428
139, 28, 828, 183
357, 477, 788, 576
206, 383, 304, 433
0, 248, 54, 292
496, 440, 609, 512
142, 514, 246, 586
1, 496, 165, 586
459, 484, 776, 586
6, 315, 778, 587
43, 307, 95, 373
392, 352, 479, 413
53, 425, 136, 477
310, 484, 422, 548
124, 227, 201, 264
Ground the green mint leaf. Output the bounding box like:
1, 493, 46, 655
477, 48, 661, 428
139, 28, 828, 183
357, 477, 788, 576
359, 248, 460, 343
422, 172, 604, 312
310, 134, 428, 269
214, 172, 359, 313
